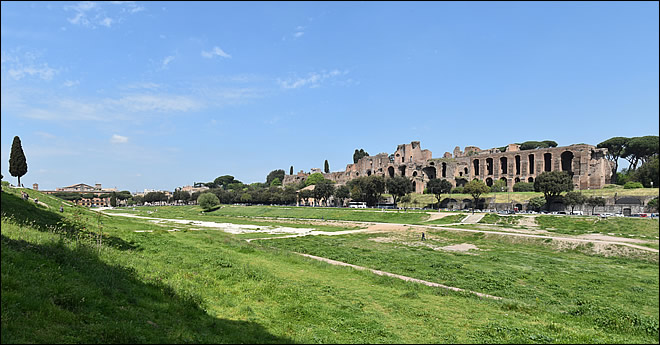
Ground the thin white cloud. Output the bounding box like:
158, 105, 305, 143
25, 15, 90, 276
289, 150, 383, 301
161, 55, 175, 69
62, 80, 80, 87
66, 1, 144, 29
2, 50, 59, 81
278, 69, 348, 89
111, 134, 128, 143
201, 46, 231, 59
293, 31, 304, 38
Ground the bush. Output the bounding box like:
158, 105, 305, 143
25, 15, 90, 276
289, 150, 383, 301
527, 196, 546, 212
513, 182, 534, 192
623, 181, 644, 189
198, 193, 220, 211
451, 187, 464, 194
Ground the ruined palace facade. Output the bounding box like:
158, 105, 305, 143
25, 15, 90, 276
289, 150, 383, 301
283, 141, 614, 193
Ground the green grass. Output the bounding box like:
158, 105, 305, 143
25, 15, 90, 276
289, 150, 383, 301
2, 187, 659, 343
106, 204, 431, 224
536, 215, 660, 238
479, 214, 522, 225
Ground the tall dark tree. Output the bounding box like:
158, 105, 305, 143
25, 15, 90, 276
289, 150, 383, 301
290, 166, 294, 175
386, 176, 414, 207
347, 175, 385, 206
334, 185, 350, 207
563, 191, 586, 214
353, 149, 369, 163
534, 171, 573, 210
597, 136, 629, 184
266, 169, 285, 185
324, 160, 330, 173
623, 136, 659, 171
586, 196, 606, 215
313, 179, 336, 206
9, 136, 28, 187
426, 178, 453, 209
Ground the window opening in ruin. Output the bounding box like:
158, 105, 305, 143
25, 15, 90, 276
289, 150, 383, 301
544, 153, 552, 172
412, 181, 416, 191
528, 154, 535, 174
486, 177, 493, 187
486, 158, 493, 175
500, 177, 507, 187
515, 177, 520, 183
388, 166, 395, 178
423, 167, 436, 180
500, 157, 508, 174
561, 151, 574, 173
399, 166, 406, 176
473, 160, 479, 176
515, 155, 521, 175
367, 170, 372, 176
442, 162, 447, 178
528, 177, 534, 183
464, 167, 468, 175
459, 172, 463, 176
412, 171, 417, 177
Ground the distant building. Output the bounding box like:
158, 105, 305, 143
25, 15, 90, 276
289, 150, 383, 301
177, 185, 209, 195
32, 183, 38, 190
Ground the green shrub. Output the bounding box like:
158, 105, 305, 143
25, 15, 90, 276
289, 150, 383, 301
623, 182, 644, 189
198, 193, 220, 210
513, 182, 534, 192
451, 187, 464, 194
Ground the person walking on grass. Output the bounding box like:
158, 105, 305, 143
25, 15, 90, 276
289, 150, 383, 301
421, 232, 426, 241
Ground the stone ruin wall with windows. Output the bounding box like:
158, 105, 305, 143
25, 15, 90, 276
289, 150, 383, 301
282, 141, 614, 193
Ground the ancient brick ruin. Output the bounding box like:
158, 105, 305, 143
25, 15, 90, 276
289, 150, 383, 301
283, 141, 615, 193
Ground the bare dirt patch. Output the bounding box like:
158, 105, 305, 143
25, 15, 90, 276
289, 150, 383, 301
439, 243, 480, 253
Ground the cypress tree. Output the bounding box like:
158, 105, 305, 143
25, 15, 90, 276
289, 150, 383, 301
324, 160, 330, 173
9, 136, 28, 187
290, 166, 294, 175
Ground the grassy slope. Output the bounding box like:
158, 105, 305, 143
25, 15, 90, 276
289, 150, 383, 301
2, 187, 659, 343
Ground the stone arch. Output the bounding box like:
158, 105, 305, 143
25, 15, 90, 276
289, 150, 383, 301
561, 151, 574, 173
412, 171, 418, 177
499, 177, 507, 186
412, 181, 417, 192
544, 153, 552, 172
486, 158, 493, 175
515, 155, 521, 175
515, 177, 520, 183
528, 154, 535, 174
528, 177, 534, 183
486, 177, 493, 187
464, 167, 468, 175
500, 157, 508, 174
473, 159, 480, 176
442, 162, 447, 178
367, 170, 372, 176
399, 165, 406, 177
388, 166, 395, 178
423, 166, 436, 180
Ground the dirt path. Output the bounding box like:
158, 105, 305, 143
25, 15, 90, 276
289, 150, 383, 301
296, 252, 502, 300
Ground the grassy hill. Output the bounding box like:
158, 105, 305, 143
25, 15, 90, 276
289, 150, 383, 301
2, 185, 658, 343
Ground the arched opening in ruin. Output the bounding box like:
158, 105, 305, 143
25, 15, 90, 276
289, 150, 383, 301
561, 151, 574, 173
515, 177, 520, 183
412, 181, 417, 191
500, 157, 508, 174
515, 155, 521, 175
528, 154, 535, 174
473, 159, 479, 176
388, 166, 395, 178
486, 177, 493, 187
500, 177, 507, 186
423, 167, 436, 180
412, 171, 418, 177
486, 158, 493, 175
464, 167, 468, 175
399, 165, 406, 177
544, 153, 552, 172
442, 162, 447, 178
528, 177, 534, 183
367, 170, 372, 176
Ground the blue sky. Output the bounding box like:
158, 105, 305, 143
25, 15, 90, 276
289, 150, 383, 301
1, 1, 658, 192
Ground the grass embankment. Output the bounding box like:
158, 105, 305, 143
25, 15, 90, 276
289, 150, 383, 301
536, 215, 659, 239
2, 186, 659, 343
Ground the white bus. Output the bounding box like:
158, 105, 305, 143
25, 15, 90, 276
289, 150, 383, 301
348, 201, 367, 208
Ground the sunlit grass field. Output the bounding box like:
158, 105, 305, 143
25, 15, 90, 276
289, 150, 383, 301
2, 184, 658, 343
